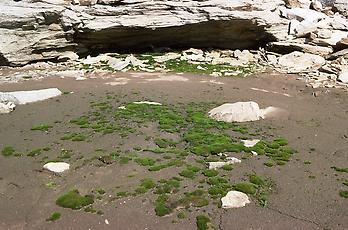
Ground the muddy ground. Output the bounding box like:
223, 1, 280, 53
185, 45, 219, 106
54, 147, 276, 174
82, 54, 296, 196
0, 71, 347, 230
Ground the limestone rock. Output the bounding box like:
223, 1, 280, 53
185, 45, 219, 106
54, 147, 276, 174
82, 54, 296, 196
2, 88, 62, 105
277, 51, 325, 73
269, 41, 333, 55
0, 102, 16, 114
338, 69, 348, 83
208, 157, 241, 170
221, 191, 250, 208
43, 162, 70, 173
208, 102, 264, 123
333, 0, 348, 17
241, 139, 260, 148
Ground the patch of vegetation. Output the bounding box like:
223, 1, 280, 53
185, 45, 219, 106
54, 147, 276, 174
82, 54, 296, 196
155, 178, 181, 194
31, 124, 53, 131
59, 149, 73, 159
61, 133, 87, 141
116, 191, 131, 198
154, 138, 179, 148
196, 215, 214, 230
27, 149, 42, 157
135, 178, 156, 194
202, 169, 219, 177
184, 129, 245, 156
177, 211, 187, 219
179, 165, 201, 179
339, 190, 348, 198
56, 190, 94, 210
135, 157, 156, 166
234, 174, 272, 206
222, 164, 233, 171
331, 166, 348, 173
46, 212, 61, 222
304, 161, 311, 165
179, 190, 209, 207
148, 159, 184, 172
155, 194, 172, 217
1, 146, 15, 156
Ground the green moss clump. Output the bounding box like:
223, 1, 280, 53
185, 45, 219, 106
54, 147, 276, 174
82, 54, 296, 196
222, 165, 233, 171
274, 138, 288, 146
135, 178, 156, 194
155, 194, 172, 216
46, 212, 61, 222
154, 138, 178, 148
249, 175, 265, 186
180, 190, 209, 207
331, 166, 348, 173
70, 116, 90, 126
202, 169, 219, 177
27, 149, 42, 157
135, 157, 155, 166
1, 146, 15, 156
56, 190, 94, 210
177, 211, 187, 219
196, 215, 214, 230
339, 190, 348, 198
61, 133, 87, 141
234, 182, 257, 195
31, 124, 53, 131
155, 178, 180, 194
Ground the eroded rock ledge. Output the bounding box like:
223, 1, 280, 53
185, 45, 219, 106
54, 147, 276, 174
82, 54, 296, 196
0, 0, 288, 66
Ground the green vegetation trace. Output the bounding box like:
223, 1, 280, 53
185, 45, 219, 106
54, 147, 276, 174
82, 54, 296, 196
1, 94, 301, 229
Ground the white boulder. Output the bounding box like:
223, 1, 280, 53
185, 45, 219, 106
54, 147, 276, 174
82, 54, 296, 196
208, 101, 264, 122
43, 162, 70, 173
3, 88, 62, 105
221, 191, 250, 208
338, 69, 348, 83
277, 51, 325, 73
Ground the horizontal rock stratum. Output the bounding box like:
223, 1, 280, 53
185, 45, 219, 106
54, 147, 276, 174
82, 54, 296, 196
0, 0, 290, 66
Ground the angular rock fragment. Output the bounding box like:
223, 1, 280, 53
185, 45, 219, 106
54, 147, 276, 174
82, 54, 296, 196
208, 157, 241, 170
221, 191, 250, 208
277, 51, 325, 73
241, 139, 260, 148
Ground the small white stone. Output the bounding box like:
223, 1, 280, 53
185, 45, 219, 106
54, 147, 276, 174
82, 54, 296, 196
241, 139, 260, 148
0, 102, 16, 114
221, 191, 250, 208
133, 101, 162, 105
43, 162, 70, 173
105, 219, 109, 225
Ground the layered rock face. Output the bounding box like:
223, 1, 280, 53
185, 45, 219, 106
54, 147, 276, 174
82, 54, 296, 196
0, 0, 288, 66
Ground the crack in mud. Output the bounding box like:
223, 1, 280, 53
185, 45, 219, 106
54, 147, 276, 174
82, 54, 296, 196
266, 206, 323, 229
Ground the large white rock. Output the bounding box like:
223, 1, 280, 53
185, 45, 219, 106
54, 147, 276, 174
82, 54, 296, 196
277, 51, 325, 73
221, 191, 250, 208
43, 162, 70, 173
3, 88, 62, 105
208, 101, 264, 122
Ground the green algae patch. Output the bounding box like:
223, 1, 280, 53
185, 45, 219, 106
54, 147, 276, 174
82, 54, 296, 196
234, 182, 257, 195
31, 124, 53, 131
331, 166, 348, 173
196, 215, 215, 230
1, 146, 16, 156
46, 212, 61, 222
56, 190, 94, 210
339, 190, 348, 198
61, 133, 87, 141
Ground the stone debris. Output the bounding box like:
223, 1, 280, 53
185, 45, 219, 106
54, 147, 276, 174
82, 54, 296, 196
43, 162, 70, 173
208, 157, 241, 170
0, 0, 347, 89
221, 191, 251, 209
241, 139, 260, 148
